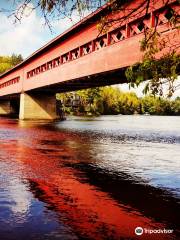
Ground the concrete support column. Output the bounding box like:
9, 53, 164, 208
19, 93, 59, 120
0, 100, 12, 115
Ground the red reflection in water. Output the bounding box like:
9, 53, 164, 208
0, 119, 176, 239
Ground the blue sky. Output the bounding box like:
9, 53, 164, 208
0, 1, 84, 57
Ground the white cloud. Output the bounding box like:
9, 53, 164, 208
0, 3, 78, 58
0, 11, 46, 57
0, 1, 92, 58
9, 178, 31, 216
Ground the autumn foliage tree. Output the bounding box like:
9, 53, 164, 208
57, 87, 180, 115
0, 54, 23, 74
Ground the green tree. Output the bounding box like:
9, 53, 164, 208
11, 54, 23, 66
100, 87, 120, 114
77, 88, 102, 114
171, 97, 180, 115
141, 96, 173, 115
126, 32, 180, 98
0, 54, 23, 74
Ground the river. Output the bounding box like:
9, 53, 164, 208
0, 115, 179, 240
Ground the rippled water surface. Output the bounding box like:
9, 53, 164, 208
0, 115, 180, 240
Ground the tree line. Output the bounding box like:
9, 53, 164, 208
0, 54, 23, 74
57, 87, 180, 116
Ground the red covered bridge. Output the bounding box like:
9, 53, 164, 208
0, 0, 179, 119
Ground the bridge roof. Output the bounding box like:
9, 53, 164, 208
0, 3, 110, 79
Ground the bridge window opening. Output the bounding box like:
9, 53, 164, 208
0, 77, 20, 89
65, 54, 69, 62
116, 31, 123, 40
69, 52, 72, 61
100, 38, 106, 47
118, 29, 126, 40
30, 70, 35, 77
110, 27, 126, 44
29, 71, 32, 77
100, 39, 104, 47
41, 64, 47, 72
154, 6, 175, 26
137, 21, 145, 32
36, 67, 41, 74
129, 26, 136, 37
154, 6, 172, 26
86, 45, 91, 53
82, 43, 92, 55
71, 48, 79, 60
53, 57, 61, 67
164, 8, 174, 20
95, 36, 107, 50
129, 21, 142, 36
62, 54, 69, 63
47, 61, 53, 70
27, 72, 32, 78
32, 69, 36, 76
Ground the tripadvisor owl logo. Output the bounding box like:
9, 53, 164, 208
135, 227, 143, 236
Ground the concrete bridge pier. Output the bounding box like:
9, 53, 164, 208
19, 93, 59, 120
